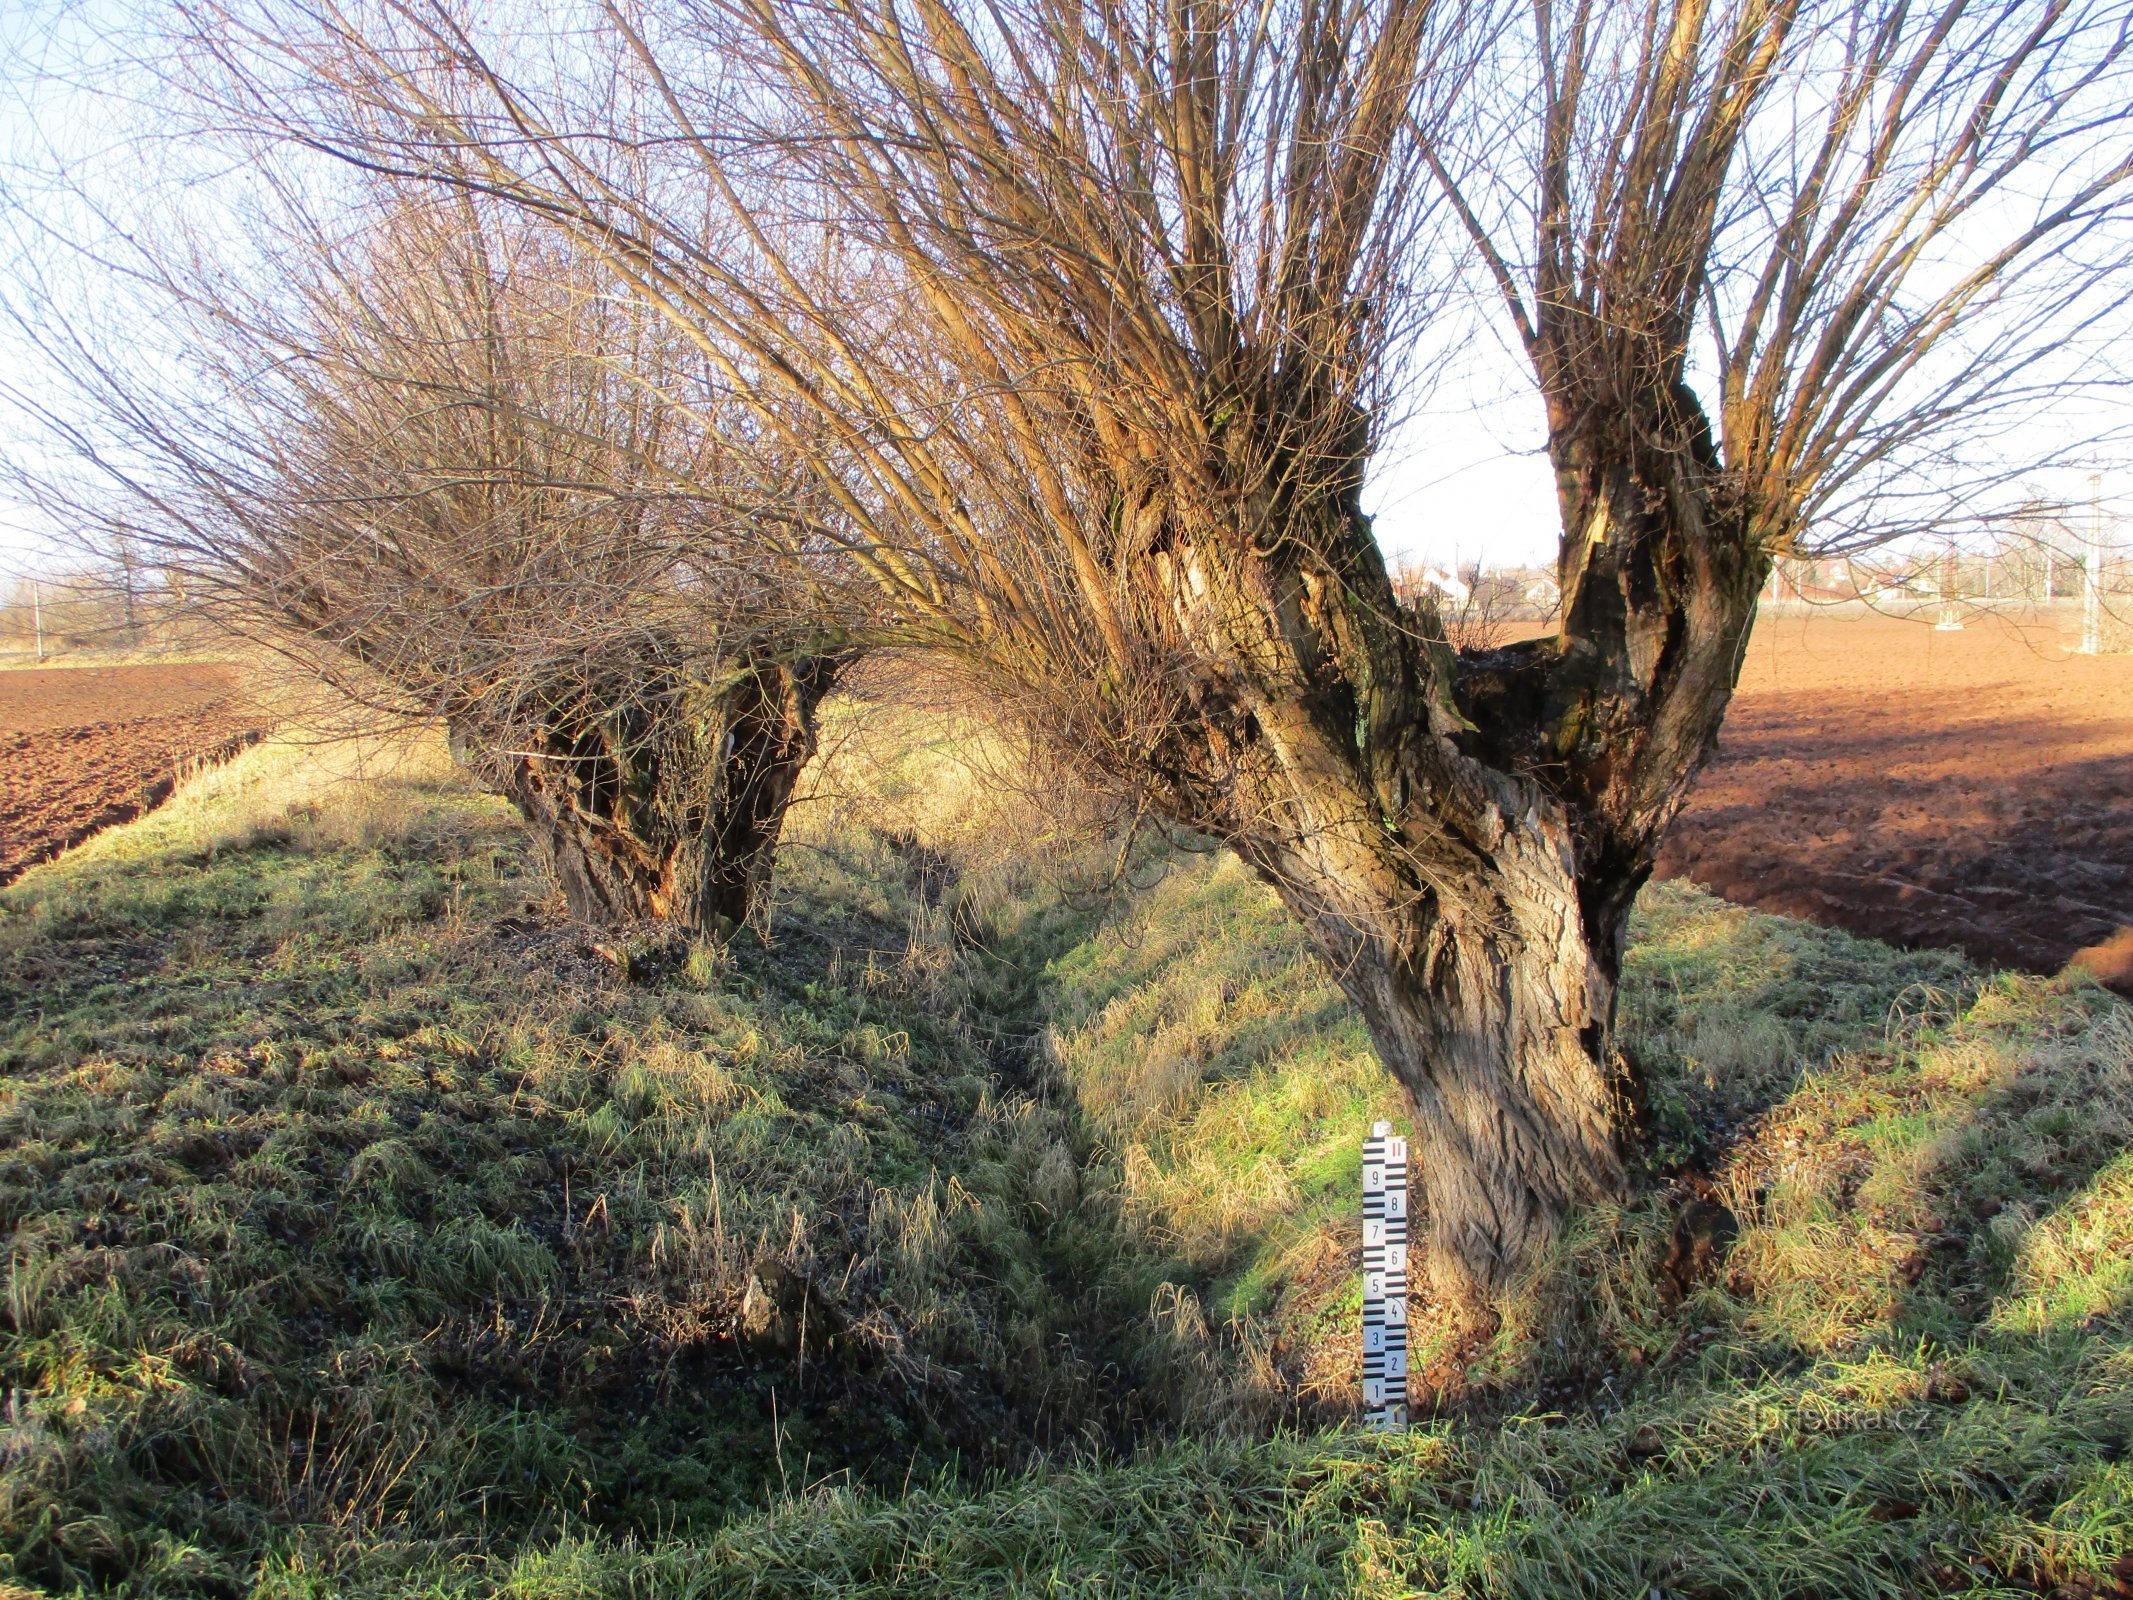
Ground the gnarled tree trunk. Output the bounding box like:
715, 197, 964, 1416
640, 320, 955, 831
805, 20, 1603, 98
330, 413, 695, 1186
693, 655, 843, 930
1245, 808, 1637, 1308
1137, 389, 1765, 1310
453, 652, 846, 935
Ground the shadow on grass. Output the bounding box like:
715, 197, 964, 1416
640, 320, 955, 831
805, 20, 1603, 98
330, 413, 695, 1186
0, 747, 1290, 1596
4, 729, 2128, 1600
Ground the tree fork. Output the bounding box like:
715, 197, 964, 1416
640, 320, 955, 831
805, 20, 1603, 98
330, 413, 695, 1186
1165, 431, 1756, 1308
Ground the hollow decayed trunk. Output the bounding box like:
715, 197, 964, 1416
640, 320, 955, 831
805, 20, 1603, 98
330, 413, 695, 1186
482, 736, 676, 927
454, 654, 842, 934
692, 658, 839, 930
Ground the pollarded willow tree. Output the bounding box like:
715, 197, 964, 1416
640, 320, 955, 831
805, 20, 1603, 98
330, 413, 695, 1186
263, 206, 857, 935
188, 0, 2133, 1304
8, 187, 852, 934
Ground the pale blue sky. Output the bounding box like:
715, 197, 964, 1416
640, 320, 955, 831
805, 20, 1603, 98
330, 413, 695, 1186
1, 1, 2124, 581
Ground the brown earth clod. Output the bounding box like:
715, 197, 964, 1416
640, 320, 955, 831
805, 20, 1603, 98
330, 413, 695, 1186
1657, 614, 2133, 993
0, 664, 263, 886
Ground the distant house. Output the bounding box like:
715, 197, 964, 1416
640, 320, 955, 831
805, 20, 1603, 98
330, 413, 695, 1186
1387, 562, 1559, 619
1419, 566, 1471, 606
1845, 555, 1936, 601
1390, 564, 1472, 608
1771, 556, 1880, 603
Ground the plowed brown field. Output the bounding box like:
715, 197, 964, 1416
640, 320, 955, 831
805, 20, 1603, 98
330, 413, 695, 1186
3, 630, 2126, 989
0, 664, 262, 886
1656, 611, 2133, 990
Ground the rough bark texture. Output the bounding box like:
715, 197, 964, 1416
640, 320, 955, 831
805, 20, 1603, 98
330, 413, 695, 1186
696, 658, 844, 929
452, 653, 845, 935
1107, 375, 1767, 1308
1240, 816, 1636, 1307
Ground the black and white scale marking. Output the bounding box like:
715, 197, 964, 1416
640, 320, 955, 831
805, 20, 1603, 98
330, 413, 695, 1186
1361, 1120, 1410, 1430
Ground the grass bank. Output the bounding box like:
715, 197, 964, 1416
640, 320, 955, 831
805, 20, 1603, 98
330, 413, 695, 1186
0, 717, 2127, 1597
0, 728, 1213, 1594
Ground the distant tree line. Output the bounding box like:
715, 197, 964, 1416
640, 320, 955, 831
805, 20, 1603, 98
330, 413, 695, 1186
0, 557, 163, 653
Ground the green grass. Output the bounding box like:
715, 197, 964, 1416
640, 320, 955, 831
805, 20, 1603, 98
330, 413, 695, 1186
281, 1330, 2133, 1598
0, 730, 1209, 1595
1, 717, 2128, 1597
